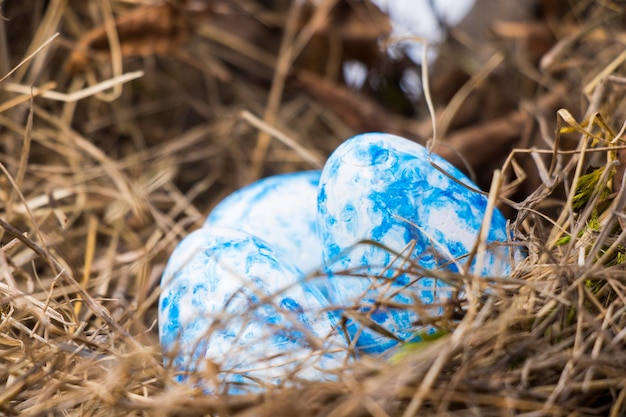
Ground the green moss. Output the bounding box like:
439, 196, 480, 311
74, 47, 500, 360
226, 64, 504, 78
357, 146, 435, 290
389, 329, 449, 364
572, 167, 607, 211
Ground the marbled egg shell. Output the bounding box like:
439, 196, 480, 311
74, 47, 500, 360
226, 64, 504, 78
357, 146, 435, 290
159, 227, 347, 394
204, 171, 322, 275
318, 133, 514, 354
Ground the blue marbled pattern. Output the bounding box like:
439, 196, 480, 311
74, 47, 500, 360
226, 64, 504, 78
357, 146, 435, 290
318, 133, 514, 354
204, 171, 323, 275
159, 227, 347, 394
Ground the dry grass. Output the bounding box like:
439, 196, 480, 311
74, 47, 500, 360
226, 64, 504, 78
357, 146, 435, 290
1, 0, 626, 415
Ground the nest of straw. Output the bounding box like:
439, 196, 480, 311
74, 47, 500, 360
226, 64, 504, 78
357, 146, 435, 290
1, 0, 625, 415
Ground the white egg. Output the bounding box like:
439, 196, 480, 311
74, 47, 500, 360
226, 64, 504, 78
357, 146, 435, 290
371, 0, 475, 64
159, 227, 348, 394
318, 133, 515, 354
204, 171, 323, 275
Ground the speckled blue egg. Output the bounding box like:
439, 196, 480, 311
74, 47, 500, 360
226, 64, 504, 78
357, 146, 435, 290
203, 171, 323, 275
318, 133, 514, 354
159, 227, 347, 394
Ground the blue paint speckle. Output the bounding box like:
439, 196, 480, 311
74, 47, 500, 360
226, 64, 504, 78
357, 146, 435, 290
280, 297, 304, 313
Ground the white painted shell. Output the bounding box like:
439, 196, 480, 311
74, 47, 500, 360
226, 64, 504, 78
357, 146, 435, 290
204, 171, 323, 275
318, 133, 515, 354
159, 227, 347, 394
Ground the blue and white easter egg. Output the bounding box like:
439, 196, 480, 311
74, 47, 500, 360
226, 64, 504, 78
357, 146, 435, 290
204, 171, 323, 275
318, 133, 514, 354
158, 227, 347, 394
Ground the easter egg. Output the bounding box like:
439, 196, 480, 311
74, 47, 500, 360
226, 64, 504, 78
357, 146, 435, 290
318, 133, 514, 354
204, 171, 323, 275
158, 227, 347, 394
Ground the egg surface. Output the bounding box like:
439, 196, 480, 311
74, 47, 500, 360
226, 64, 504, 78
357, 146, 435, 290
318, 133, 514, 354
159, 227, 347, 394
204, 171, 323, 275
